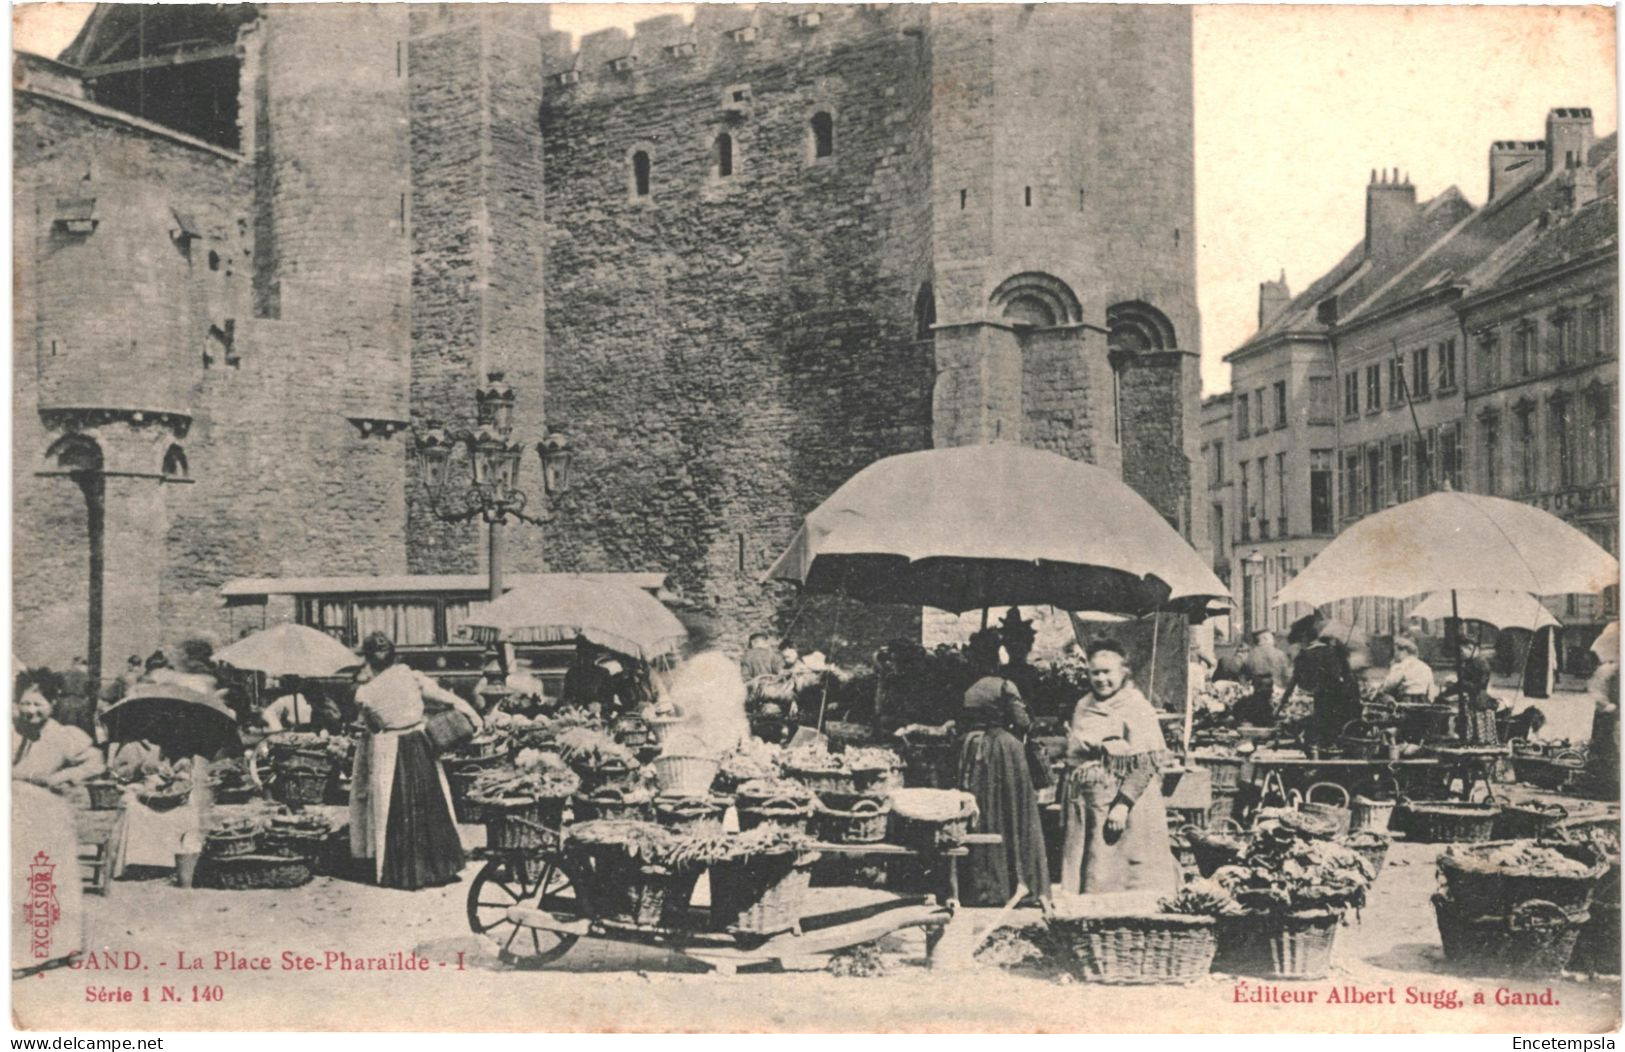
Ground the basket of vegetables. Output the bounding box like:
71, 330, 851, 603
703, 826, 821, 937
1511, 749, 1588, 792
1044, 893, 1223, 986
889, 788, 978, 853
844, 747, 904, 793
557, 729, 639, 792
1436, 841, 1607, 919
652, 794, 729, 830
444, 752, 511, 823
650, 755, 721, 797
209, 854, 315, 891
1189, 748, 1246, 792
564, 820, 704, 930
572, 784, 655, 823
783, 744, 861, 798
204, 817, 262, 860
207, 756, 258, 805
735, 779, 816, 834
1338, 831, 1392, 879
1198, 824, 1375, 979
1432, 895, 1587, 977
714, 740, 783, 793
1397, 798, 1501, 844
136, 761, 195, 812
262, 812, 333, 860
470, 759, 581, 856
1493, 801, 1570, 841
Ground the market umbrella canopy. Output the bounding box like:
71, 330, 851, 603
101, 681, 241, 758
767, 444, 1229, 616
214, 623, 360, 678
1275, 491, 1618, 608
457, 576, 688, 662
1410, 590, 1560, 630
1592, 621, 1619, 663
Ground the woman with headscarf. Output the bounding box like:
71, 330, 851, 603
1436, 655, 1499, 746
1059, 639, 1177, 897
350, 632, 482, 889
957, 628, 1048, 906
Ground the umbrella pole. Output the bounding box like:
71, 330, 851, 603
1147, 611, 1160, 707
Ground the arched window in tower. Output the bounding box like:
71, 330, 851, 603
1003, 295, 1057, 329
810, 111, 834, 160
631, 150, 652, 198
988, 272, 1082, 330
1106, 301, 1178, 353
162, 444, 190, 481
714, 133, 734, 179
914, 282, 936, 341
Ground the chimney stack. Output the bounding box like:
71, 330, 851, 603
1489, 140, 1546, 203
1258, 270, 1291, 330
1365, 167, 1418, 264
1546, 107, 1595, 176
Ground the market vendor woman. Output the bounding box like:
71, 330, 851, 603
1058, 640, 1176, 896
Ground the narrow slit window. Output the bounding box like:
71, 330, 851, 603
959, 189, 967, 210
715, 133, 734, 178
1024, 186, 1032, 207
632, 150, 651, 197
810, 111, 834, 159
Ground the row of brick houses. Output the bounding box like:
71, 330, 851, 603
1203, 107, 1618, 666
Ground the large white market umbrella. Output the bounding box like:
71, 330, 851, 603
1410, 590, 1561, 630
1275, 491, 1617, 608
1592, 621, 1619, 663
768, 443, 1229, 618
457, 576, 688, 662
215, 623, 360, 678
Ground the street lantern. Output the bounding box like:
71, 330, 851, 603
477, 371, 516, 433
538, 427, 573, 497
1242, 550, 1265, 570
414, 419, 452, 498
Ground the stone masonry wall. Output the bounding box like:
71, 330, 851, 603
539, 6, 935, 661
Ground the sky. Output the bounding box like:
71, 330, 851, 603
12, 3, 1616, 396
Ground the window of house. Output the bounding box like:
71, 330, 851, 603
1308, 377, 1334, 425
1515, 404, 1537, 493
1365, 444, 1383, 514
631, 150, 652, 198
1588, 386, 1615, 482
1551, 394, 1576, 488
1342, 450, 1362, 520
1343, 371, 1360, 418
1438, 338, 1458, 392
1275, 451, 1288, 535
1237, 393, 1250, 439
1551, 309, 1577, 370
809, 111, 834, 160
1253, 389, 1266, 435
1477, 328, 1501, 389
1514, 321, 1537, 376
1239, 460, 1252, 541
1440, 421, 1461, 491
1208, 439, 1225, 487
1365, 364, 1381, 412
1388, 356, 1408, 405
714, 133, 735, 178
1581, 297, 1614, 360
1390, 437, 1410, 504
1273, 380, 1288, 429
1411, 345, 1431, 398
1211, 503, 1226, 559
1415, 427, 1435, 495
1480, 412, 1501, 496
1257, 456, 1269, 538
1311, 450, 1334, 534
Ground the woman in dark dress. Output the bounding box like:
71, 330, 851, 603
957, 629, 1049, 906
1437, 656, 1499, 745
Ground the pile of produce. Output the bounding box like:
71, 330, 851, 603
1167, 823, 1375, 917
555, 727, 636, 770
842, 746, 902, 772
566, 819, 813, 868
266, 812, 331, 838
271, 732, 354, 763
207, 756, 255, 799
135, 758, 194, 806
469, 762, 580, 805
1446, 843, 1597, 878
207, 815, 262, 839
717, 740, 783, 785
484, 711, 554, 750
736, 778, 816, 804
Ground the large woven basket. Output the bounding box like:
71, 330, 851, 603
1213, 910, 1342, 979
86, 780, 125, 811
1399, 801, 1500, 843
572, 759, 640, 793
209, 854, 314, 891
1432, 895, 1585, 977
262, 827, 329, 861
1299, 783, 1351, 838
1350, 791, 1397, 834
1512, 751, 1588, 792
737, 795, 814, 835
274, 762, 332, 808
1493, 802, 1570, 841
812, 796, 891, 844
652, 794, 728, 830
1046, 913, 1218, 985
1339, 832, 1391, 878
651, 755, 720, 797
571, 787, 654, 823
1437, 842, 1605, 918
784, 764, 861, 798
479, 796, 568, 854
570, 846, 700, 930
1191, 754, 1245, 792
204, 830, 260, 860
708, 851, 818, 936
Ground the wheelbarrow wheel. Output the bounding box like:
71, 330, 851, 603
466, 855, 582, 968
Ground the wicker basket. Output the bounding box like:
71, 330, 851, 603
1046, 913, 1218, 985
1208, 789, 1239, 826
1398, 704, 1454, 743
1299, 783, 1351, 838
1213, 910, 1342, 980
784, 764, 861, 798
1399, 800, 1500, 843
1170, 824, 1199, 871
1437, 842, 1606, 918
611, 716, 652, 748
644, 715, 684, 747
1337, 721, 1390, 761
708, 851, 818, 936
1338, 832, 1391, 878
1568, 903, 1621, 975
812, 796, 892, 844
853, 766, 904, 794
274, 762, 332, 808
651, 755, 720, 797
85, 780, 125, 811
204, 830, 260, 860
572, 759, 640, 793
479, 796, 568, 854
138, 787, 194, 813
1432, 895, 1585, 977
262, 828, 329, 861
210, 854, 314, 891
571, 787, 654, 823
651, 794, 728, 830
1512, 751, 1588, 792
1493, 802, 1570, 841
891, 796, 976, 854
570, 847, 700, 930
737, 795, 814, 834
1191, 754, 1245, 792
1350, 787, 1398, 835
898, 740, 958, 789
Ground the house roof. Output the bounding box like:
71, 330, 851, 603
1224, 187, 1473, 362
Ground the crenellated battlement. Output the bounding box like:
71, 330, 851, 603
542, 4, 927, 103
